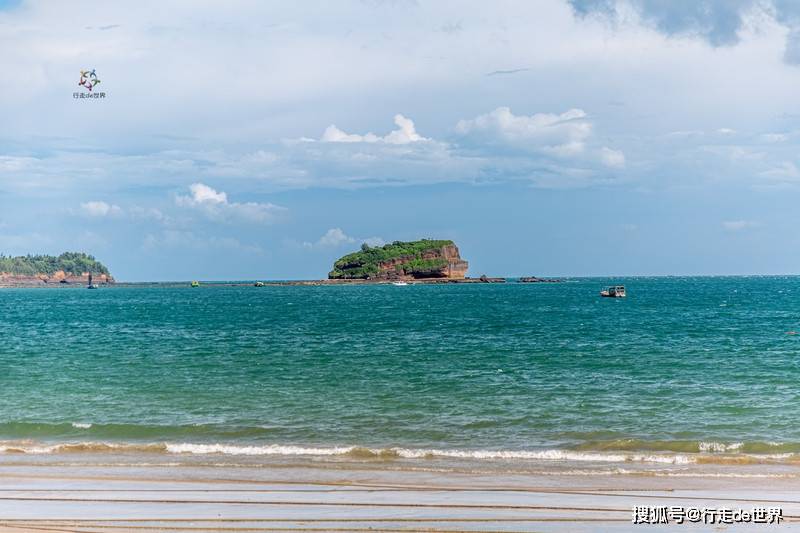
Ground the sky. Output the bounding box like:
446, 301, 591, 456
1, 0, 800, 280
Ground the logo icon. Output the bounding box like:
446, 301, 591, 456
78, 69, 101, 92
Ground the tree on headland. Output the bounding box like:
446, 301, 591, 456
0, 252, 110, 276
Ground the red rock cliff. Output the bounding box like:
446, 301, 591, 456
0, 270, 114, 287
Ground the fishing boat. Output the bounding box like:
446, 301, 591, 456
86, 273, 98, 289
191, 281, 200, 288
392, 281, 409, 286
600, 285, 626, 298
254, 281, 265, 287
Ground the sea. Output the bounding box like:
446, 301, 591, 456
2, 277, 800, 477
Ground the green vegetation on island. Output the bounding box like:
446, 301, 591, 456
0, 252, 110, 276
329, 239, 455, 279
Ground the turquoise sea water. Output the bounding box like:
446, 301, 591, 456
2, 278, 800, 469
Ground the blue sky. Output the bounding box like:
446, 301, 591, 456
1, 0, 800, 280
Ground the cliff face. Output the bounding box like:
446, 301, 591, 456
374, 244, 468, 280
329, 240, 468, 280
0, 270, 114, 287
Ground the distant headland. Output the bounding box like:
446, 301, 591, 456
0, 252, 114, 287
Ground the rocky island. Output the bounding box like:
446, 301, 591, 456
329, 239, 469, 280
0, 252, 114, 287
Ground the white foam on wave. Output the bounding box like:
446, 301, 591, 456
167, 444, 681, 462
165, 443, 356, 456
71, 423, 92, 429
0, 441, 796, 467
392, 448, 694, 464
699, 441, 743, 452
0, 442, 693, 464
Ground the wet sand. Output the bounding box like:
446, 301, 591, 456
1, 463, 799, 532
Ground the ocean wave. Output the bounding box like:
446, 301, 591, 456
0, 440, 798, 465
572, 438, 800, 455
163, 445, 691, 463
0, 442, 168, 454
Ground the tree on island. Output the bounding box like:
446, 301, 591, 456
0, 252, 111, 276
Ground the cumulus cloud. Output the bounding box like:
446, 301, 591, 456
455, 107, 592, 156
80, 201, 123, 217
723, 220, 761, 231
321, 114, 428, 144
451, 107, 626, 184
175, 183, 284, 223
302, 228, 384, 249
177, 183, 227, 205
316, 228, 356, 247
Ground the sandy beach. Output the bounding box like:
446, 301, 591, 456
0, 460, 798, 532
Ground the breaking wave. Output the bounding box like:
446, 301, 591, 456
1, 439, 800, 466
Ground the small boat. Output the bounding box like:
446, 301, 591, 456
254, 281, 265, 287
392, 281, 409, 286
600, 285, 626, 298
87, 273, 98, 289
191, 281, 200, 288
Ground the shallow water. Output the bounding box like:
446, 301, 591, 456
2, 278, 800, 471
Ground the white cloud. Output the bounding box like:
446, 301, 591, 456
455, 107, 592, 156
177, 183, 227, 205
80, 201, 123, 217
723, 220, 761, 231
760, 162, 800, 180
175, 183, 284, 223
302, 228, 384, 249
317, 228, 356, 247
716, 128, 736, 135
600, 147, 626, 168
321, 114, 428, 144
322, 126, 380, 143
450, 107, 626, 186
